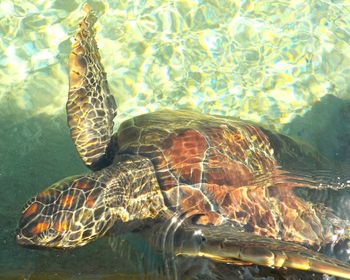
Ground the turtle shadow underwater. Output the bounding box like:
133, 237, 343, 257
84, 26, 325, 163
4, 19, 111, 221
283, 94, 350, 222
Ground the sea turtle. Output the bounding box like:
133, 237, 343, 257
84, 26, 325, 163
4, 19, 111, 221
16, 5, 350, 279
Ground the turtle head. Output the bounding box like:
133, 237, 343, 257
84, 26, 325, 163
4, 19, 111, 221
16, 175, 115, 249
16, 155, 165, 249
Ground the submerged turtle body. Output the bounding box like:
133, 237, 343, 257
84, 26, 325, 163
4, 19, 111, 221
16, 5, 350, 279
115, 110, 330, 246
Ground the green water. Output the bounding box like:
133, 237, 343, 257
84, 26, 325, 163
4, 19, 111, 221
1, 0, 350, 279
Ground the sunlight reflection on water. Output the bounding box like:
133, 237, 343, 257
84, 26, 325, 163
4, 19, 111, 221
0, 0, 349, 128
1, 0, 350, 279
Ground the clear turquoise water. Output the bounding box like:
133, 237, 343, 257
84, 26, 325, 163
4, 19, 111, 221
1, 0, 350, 279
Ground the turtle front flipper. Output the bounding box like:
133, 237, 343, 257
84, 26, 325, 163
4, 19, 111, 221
67, 4, 116, 170
175, 225, 350, 279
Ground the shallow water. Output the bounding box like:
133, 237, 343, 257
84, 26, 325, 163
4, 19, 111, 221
1, 0, 350, 279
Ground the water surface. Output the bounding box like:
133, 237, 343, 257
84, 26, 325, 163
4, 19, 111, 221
1, 0, 350, 279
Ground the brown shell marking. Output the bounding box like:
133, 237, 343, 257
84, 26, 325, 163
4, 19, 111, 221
158, 125, 281, 233
163, 184, 223, 225
161, 124, 276, 189
270, 186, 325, 244
204, 184, 280, 237
163, 129, 208, 185
157, 123, 327, 246
116, 111, 343, 247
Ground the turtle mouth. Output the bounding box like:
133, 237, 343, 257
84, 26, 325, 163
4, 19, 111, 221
15, 228, 64, 250
15, 232, 47, 250
15, 234, 48, 250
15, 231, 35, 247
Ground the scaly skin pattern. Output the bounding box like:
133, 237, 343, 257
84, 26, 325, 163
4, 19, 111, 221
115, 110, 346, 247
67, 4, 116, 170
17, 155, 166, 248
175, 225, 350, 278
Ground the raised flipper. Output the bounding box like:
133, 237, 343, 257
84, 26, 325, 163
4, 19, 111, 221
174, 225, 350, 279
67, 4, 116, 170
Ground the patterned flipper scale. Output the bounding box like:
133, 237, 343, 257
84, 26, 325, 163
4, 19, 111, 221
67, 4, 116, 170
175, 225, 350, 279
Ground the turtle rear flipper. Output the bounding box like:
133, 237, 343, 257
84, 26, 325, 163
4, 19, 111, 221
67, 4, 116, 170
175, 225, 350, 279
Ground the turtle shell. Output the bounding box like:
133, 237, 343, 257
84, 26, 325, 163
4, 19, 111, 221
115, 110, 276, 186
114, 110, 329, 246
